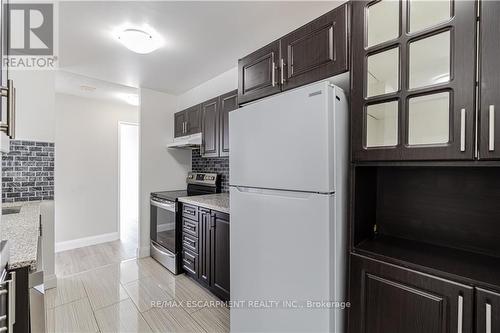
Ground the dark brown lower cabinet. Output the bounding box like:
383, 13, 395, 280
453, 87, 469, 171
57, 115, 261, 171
476, 288, 500, 333
181, 204, 230, 301
198, 209, 211, 287
349, 254, 474, 333
210, 211, 230, 301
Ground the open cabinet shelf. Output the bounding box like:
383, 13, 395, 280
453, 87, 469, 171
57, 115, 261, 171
351, 165, 500, 292
354, 235, 500, 293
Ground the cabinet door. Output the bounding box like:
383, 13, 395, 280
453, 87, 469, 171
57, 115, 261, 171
351, 0, 476, 161
281, 4, 348, 91
479, 0, 500, 160
210, 211, 230, 301
349, 255, 474, 333
201, 97, 220, 157
219, 90, 238, 157
186, 104, 202, 135
174, 111, 186, 138
238, 41, 281, 104
476, 288, 500, 333
198, 209, 211, 286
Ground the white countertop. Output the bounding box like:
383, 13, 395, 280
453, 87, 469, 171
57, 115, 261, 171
178, 193, 229, 214
1, 202, 41, 270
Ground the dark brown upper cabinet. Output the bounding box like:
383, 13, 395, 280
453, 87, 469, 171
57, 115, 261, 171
238, 41, 281, 105
219, 90, 238, 157
479, 0, 500, 160
349, 254, 474, 333
238, 3, 349, 105
351, 0, 476, 161
186, 104, 202, 135
201, 97, 220, 157
174, 110, 187, 138
281, 3, 348, 91
174, 105, 201, 138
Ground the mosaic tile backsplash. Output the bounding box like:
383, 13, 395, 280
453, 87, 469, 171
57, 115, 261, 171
192, 148, 229, 192
2, 140, 55, 202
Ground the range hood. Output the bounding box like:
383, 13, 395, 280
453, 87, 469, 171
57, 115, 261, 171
167, 133, 201, 149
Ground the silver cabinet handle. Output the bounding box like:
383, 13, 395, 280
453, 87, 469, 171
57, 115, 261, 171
0, 80, 15, 139
271, 55, 276, 87
489, 105, 495, 152
280, 58, 285, 85
460, 109, 466, 152
457, 295, 463, 333
486, 303, 492, 333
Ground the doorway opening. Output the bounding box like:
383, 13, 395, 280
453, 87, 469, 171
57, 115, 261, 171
119, 122, 139, 251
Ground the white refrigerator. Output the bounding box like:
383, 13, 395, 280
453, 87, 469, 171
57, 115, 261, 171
229, 80, 349, 333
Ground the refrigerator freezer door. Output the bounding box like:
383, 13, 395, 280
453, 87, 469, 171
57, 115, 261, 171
230, 186, 345, 333
229, 81, 343, 193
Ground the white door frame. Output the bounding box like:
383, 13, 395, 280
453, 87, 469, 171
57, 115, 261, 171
117, 121, 139, 246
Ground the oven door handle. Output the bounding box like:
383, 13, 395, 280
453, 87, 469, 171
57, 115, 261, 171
150, 199, 176, 212
151, 241, 175, 258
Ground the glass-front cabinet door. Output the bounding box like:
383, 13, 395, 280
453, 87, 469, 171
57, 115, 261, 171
351, 0, 476, 161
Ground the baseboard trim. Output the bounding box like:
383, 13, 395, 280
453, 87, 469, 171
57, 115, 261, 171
55, 232, 119, 253
44, 274, 57, 289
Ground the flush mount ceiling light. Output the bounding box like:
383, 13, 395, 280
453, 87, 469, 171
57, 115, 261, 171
116, 28, 162, 54
117, 93, 139, 106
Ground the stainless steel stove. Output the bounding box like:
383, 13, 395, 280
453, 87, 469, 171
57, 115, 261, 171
150, 172, 220, 274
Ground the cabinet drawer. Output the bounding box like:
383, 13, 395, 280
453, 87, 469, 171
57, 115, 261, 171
182, 218, 199, 237
182, 250, 198, 276
182, 204, 198, 221
476, 288, 500, 333
182, 234, 198, 254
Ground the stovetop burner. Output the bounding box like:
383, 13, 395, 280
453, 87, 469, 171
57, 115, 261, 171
151, 172, 221, 202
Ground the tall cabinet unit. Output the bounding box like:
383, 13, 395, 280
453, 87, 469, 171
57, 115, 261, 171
478, 0, 500, 160
351, 0, 476, 161
348, 1, 500, 333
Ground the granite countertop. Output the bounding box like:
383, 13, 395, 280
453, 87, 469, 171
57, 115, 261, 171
179, 193, 229, 214
1, 202, 41, 270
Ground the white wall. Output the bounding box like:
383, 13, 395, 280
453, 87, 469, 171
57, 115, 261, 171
55, 93, 138, 250
176, 67, 237, 110
139, 88, 191, 257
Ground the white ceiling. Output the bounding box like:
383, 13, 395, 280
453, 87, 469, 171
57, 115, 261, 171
58, 1, 344, 95
56, 70, 138, 106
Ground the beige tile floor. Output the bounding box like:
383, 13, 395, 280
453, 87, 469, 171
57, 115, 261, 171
48, 242, 229, 333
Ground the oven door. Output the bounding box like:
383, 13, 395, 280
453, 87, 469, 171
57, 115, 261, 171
150, 198, 177, 254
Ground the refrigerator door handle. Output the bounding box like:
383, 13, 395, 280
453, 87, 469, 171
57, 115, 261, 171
233, 186, 330, 199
